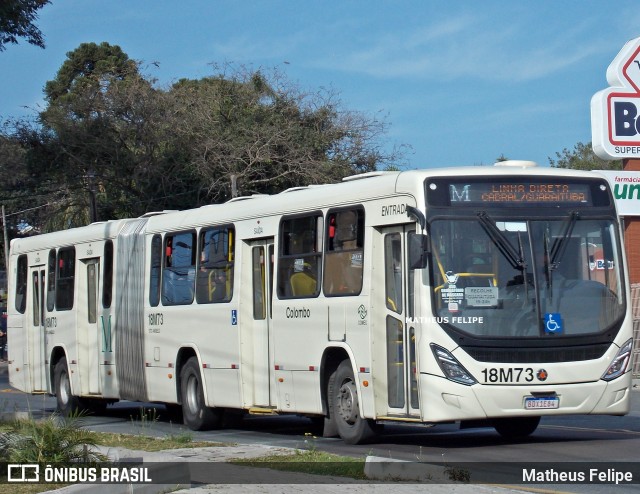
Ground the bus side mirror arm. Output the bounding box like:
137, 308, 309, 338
406, 205, 426, 232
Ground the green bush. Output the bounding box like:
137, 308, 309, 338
0, 413, 107, 463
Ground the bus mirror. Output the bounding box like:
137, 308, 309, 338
408, 233, 429, 269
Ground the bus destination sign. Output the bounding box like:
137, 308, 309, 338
449, 182, 592, 206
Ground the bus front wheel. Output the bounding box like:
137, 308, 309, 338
53, 357, 81, 416
328, 360, 378, 444
180, 357, 222, 431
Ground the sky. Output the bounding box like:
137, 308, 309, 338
2, 0, 640, 170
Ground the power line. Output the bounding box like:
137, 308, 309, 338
3, 202, 55, 218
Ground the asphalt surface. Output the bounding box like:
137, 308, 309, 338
1, 361, 634, 494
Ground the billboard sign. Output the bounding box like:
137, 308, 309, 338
592, 36, 640, 160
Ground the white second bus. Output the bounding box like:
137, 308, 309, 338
8, 162, 633, 444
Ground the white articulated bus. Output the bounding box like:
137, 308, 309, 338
7, 162, 633, 444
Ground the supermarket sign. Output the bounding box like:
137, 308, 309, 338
592, 36, 640, 160
597, 170, 640, 216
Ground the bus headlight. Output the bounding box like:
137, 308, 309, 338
430, 344, 477, 386
602, 339, 633, 381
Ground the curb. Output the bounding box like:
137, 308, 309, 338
47, 446, 191, 494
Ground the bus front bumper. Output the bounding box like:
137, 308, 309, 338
420, 372, 632, 423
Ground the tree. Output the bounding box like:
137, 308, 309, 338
37, 42, 185, 226
0, 0, 50, 52
1, 46, 404, 233
548, 142, 622, 171
165, 67, 398, 201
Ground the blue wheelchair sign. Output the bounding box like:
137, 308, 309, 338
231, 309, 238, 326
544, 313, 563, 334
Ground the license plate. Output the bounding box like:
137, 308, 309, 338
524, 396, 559, 409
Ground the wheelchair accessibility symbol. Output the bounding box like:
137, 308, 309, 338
544, 313, 563, 334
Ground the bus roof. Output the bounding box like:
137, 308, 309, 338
9, 165, 610, 254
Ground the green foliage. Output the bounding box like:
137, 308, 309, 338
548, 141, 622, 171
0, 413, 106, 463
445, 466, 471, 482
0, 48, 400, 236
44, 42, 139, 104
165, 67, 382, 201
0, 0, 50, 52
231, 449, 367, 480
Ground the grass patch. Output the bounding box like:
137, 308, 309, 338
0, 483, 68, 494
230, 449, 367, 480
94, 431, 228, 452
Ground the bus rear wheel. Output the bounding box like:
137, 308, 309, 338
493, 416, 540, 439
54, 357, 82, 417
180, 357, 222, 431
328, 360, 377, 444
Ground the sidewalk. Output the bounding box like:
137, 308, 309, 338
47, 442, 531, 494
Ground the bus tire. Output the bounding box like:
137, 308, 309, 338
329, 360, 377, 444
493, 416, 540, 439
180, 357, 221, 431
53, 357, 82, 417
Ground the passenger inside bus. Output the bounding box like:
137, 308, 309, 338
197, 233, 232, 303
163, 235, 196, 305
324, 210, 363, 295
289, 231, 317, 297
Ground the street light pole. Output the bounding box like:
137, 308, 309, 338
2, 206, 8, 271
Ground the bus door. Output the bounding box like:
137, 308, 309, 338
379, 226, 420, 418
244, 239, 275, 407
77, 258, 101, 395
28, 266, 46, 392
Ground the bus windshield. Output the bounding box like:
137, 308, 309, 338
429, 215, 625, 338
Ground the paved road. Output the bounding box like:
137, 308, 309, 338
2, 365, 638, 493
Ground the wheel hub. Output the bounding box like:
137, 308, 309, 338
186, 375, 199, 414
60, 372, 70, 405
337, 380, 359, 424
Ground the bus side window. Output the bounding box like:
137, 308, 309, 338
46, 249, 56, 311
324, 208, 364, 296
196, 226, 235, 304
384, 233, 403, 314
278, 214, 322, 298
149, 235, 162, 307
56, 247, 76, 311
103, 240, 114, 309
15, 254, 28, 314
162, 231, 196, 305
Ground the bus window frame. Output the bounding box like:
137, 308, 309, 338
277, 212, 323, 299
323, 206, 365, 297
162, 230, 197, 306
196, 224, 235, 304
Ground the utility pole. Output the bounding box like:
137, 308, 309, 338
1, 206, 8, 271
2, 206, 9, 302
231, 174, 238, 198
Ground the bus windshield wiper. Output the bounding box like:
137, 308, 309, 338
549, 211, 579, 271
477, 211, 526, 271
543, 229, 553, 296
